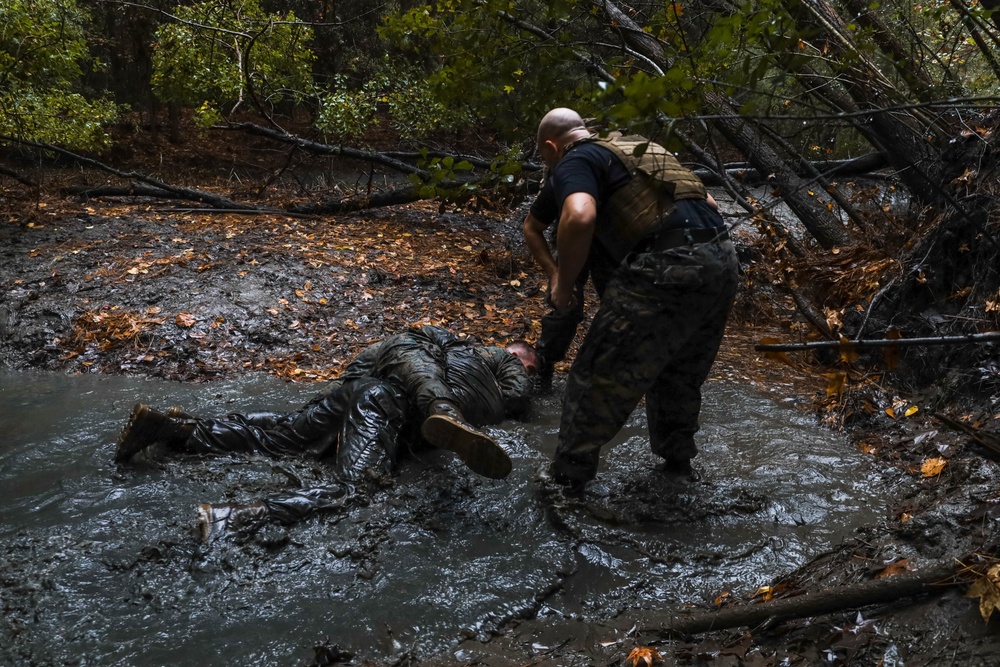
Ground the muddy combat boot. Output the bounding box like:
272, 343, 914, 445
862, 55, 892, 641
656, 456, 699, 481
115, 403, 196, 464
165, 405, 197, 420
420, 400, 512, 479
196, 502, 270, 541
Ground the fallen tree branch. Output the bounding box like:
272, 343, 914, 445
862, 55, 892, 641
0, 164, 39, 188
288, 184, 441, 214
2, 134, 246, 210
217, 123, 433, 179
286, 177, 533, 214
654, 561, 962, 638
786, 279, 836, 340
932, 412, 1000, 458
693, 152, 890, 186
64, 183, 202, 200
755, 331, 1000, 352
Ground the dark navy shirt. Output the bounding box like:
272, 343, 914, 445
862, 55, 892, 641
529, 142, 631, 229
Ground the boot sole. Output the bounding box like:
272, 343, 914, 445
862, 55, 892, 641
115, 403, 154, 463
421, 415, 512, 479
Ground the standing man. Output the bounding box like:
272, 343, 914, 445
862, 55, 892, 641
526, 107, 738, 491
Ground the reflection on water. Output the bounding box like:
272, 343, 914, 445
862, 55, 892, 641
0, 369, 881, 665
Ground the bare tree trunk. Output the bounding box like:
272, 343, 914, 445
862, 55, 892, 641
592, 1, 854, 249
704, 92, 853, 248
782, 0, 947, 205
168, 101, 183, 145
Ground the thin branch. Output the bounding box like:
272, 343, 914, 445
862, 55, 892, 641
755, 332, 1000, 352
217, 123, 432, 179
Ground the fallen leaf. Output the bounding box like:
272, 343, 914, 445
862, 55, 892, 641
758, 336, 792, 366
838, 335, 859, 363
877, 558, 913, 578
824, 371, 847, 398
921, 457, 947, 477
176, 313, 196, 328
966, 564, 1000, 622
754, 585, 774, 602
626, 646, 663, 667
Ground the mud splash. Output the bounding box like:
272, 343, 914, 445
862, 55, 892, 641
0, 370, 881, 665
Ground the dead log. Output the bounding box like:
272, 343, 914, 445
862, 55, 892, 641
288, 185, 439, 214
64, 183, 200, 200
286, 178, 530, 214
655, 562, 962, 639
2, 134, 246, 210
755, 331, 1000, 352
0, 164, 39, 188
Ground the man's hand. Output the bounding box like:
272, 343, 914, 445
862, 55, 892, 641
548, 276, 577, 313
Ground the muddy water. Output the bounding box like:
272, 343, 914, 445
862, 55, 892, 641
0, 370, 883, 665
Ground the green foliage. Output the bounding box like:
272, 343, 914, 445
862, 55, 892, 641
0, 0, 118, 150
314, 60, 471, 143
379, 0, 599, 141
315, 73, 381, 142
407, 150, 476, 199
151, 0, 314, 115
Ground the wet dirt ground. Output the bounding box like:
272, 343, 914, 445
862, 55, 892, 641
2, 183, 1000, 665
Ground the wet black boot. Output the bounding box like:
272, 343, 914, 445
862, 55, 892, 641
656, 456, 699, 481
420, 400, 512, 479
196, 502, 270, 541
166, 405, 197, 420
115, 403, 196, 463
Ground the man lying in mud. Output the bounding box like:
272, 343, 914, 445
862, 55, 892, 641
114, 325, 539, 538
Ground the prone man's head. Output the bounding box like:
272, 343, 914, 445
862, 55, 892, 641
536, 107, 590, 169
505, 340, 540, 377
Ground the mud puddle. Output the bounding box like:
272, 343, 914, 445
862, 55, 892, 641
0, 370, 883, 665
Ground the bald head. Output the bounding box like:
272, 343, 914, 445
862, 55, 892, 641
536, 108, 587, 146
536, 108, 590, 167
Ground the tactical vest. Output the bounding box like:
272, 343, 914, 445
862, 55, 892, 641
566, 135, 707, 262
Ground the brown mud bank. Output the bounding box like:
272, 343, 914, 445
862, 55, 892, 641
1, 197, 1000, 666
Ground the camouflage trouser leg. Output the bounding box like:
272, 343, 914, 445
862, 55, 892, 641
183, 385, 349, 459
645, 275, 734, 461
182, 378, 406, 475
331, 378, 407, 480
554, 240, 738, 483
371, 335, 451, 418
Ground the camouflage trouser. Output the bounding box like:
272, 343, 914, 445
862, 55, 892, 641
553, 238, 739, 483
182, 377, 408, 481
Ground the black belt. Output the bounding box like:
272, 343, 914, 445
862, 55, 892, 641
636, 226, 729, 253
